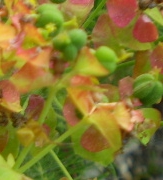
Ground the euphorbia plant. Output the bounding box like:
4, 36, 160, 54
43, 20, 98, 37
0, 0, 163, 179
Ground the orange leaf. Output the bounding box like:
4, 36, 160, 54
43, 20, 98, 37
23, 23, 47, 46
0, 23, 16, 49
10, 62, 55, 93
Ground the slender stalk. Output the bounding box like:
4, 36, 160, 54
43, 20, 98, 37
13, 144, 34, 170
82, 0, 107, 29
38, 85, 56, 124
18, 117, 88, 173
50, 150, 73, 180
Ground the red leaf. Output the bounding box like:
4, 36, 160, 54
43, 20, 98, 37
25, 95, 44, 120
119, 77, 134, 99
133, 51, 152, 77
106, 0, 138, 27
63, 99, 80, 126
0, 80, 21, 112
150, 43, 163, 73
133, 15, 158, 42
81, 125, 110, 152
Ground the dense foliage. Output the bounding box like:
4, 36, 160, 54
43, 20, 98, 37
0, 0, 163, 179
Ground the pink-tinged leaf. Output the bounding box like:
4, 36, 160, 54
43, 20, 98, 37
10, 62, 55, 94
133, 51, 152, 78
23, 23, 47, 46
25, 95, 44, 120
15, 47, 38, 68
0, 80, 22, 112
63, 99, 80, 126
1, 61, 16, 74
13, 0, 31, 15
106, 0, 138, 27
67, 75, 99, 115
89, 106, 122, 151
92, 14, 121, 53
81, 125, 110, 152
60, 0, 94, 25
119, 77, 133, 99
150, 43, 163, 73
72, 123, 116, 165
113, 102, 134, 131
92, 14, 151, 51
74, 47, 109, 76
133, 15, 158, 42
10, 47, 53, 93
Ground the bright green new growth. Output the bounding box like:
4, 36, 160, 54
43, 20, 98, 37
133, 73, 156, 99
95, 46, 118, 73
68, 29, 87, 50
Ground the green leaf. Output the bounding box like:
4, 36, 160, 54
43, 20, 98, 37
135, 108, 161, 145
1, 124, 20, 159
145, 7, 163, 26
71, 123, 116, 166
0, 154, 32, 180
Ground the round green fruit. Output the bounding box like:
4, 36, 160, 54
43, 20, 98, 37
36, 11, 64, 28
68, 29, 87, 50
50, 0, 66, 3
63, 44, 78, 61
140, 81, 163, 106
35, 11, 64, 35
133, 73, 155, 99
53, 32, 71, 50
95, 46, 118, 63
95, 46, 118, 73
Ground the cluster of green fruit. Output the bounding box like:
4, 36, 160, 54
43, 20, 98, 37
133, 73, 163, 106
53, 29, 87, 61
35, 4, 64, 36
35, 4, 118, 72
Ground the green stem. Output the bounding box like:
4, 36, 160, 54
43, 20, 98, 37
38, 71, 74, 125
82, 0, 107, 29
13, 144, 34, 170
18, 117, 88, 173
117, 60, 135, 69
50, 150, 73, 180
38, 85, 56, 124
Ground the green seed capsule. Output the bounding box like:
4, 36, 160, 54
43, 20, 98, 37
140, 81, 163, 105
133, 74, 156, 99
95, 46, 118, 73
63, 44, 78, 61
53, 32, 71, 50
68, 29, 87, 50
35, 11, 64, 36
